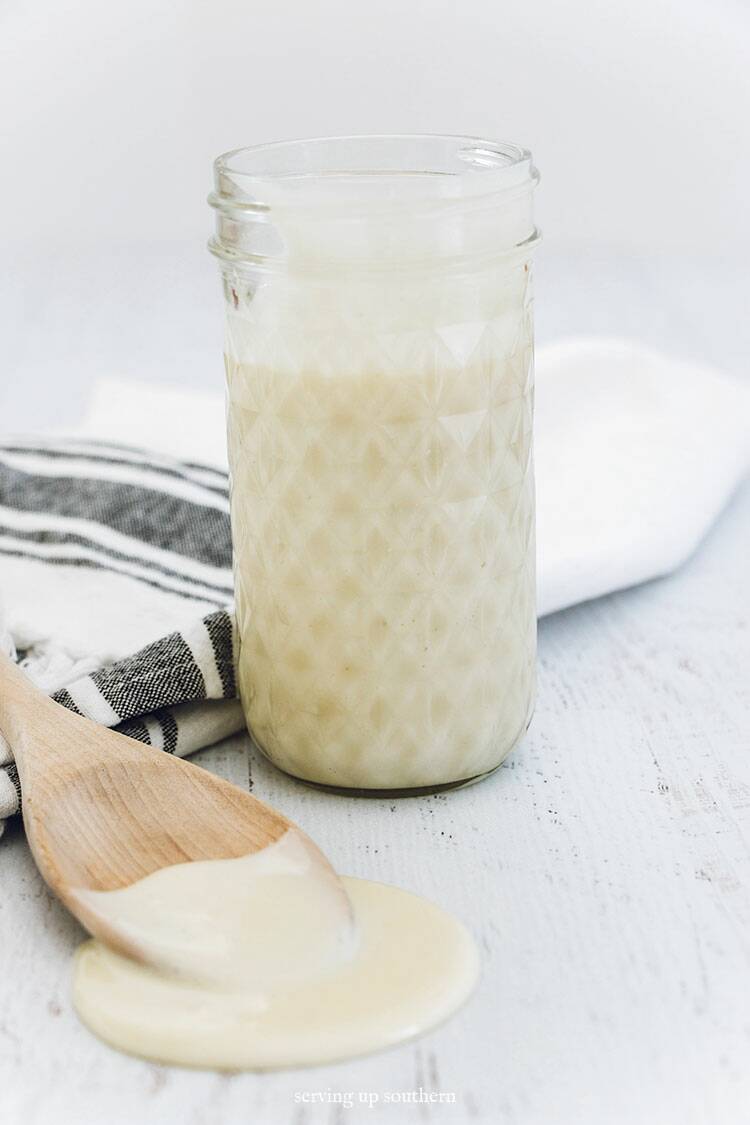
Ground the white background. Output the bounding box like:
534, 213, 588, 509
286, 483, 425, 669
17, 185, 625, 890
1, 0, 749, 256
1, 0, 749, 430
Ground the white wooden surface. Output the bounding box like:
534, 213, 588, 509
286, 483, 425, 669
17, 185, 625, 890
1, 251, 748, 1125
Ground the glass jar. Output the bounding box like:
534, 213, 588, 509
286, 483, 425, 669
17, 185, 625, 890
209, 135, 540, 795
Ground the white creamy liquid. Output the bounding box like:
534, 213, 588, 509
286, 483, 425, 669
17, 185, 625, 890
225, 258, 536, 790
72, 830, 479, 1069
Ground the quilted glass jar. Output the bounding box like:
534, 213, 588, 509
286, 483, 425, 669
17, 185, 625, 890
209, 136, 540, 794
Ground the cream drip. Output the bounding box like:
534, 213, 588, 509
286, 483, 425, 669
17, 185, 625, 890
72, 831, 479, 1069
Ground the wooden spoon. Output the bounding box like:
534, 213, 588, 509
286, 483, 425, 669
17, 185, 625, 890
0, 651, 340, 960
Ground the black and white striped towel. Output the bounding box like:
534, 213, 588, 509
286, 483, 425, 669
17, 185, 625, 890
0, 436, 245, 837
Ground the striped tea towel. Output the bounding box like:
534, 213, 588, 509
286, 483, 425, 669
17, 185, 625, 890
0, 437, 245, 837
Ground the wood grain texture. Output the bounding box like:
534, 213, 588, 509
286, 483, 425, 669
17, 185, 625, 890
0, 653, 317, 959
1, 254, 748, 1124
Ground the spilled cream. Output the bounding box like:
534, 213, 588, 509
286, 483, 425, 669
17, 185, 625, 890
72, 830, 479, 1069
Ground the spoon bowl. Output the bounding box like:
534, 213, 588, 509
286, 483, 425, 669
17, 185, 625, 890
0, 651, 342, 962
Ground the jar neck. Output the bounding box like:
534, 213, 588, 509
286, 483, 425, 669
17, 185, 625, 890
208, 135, 540, 274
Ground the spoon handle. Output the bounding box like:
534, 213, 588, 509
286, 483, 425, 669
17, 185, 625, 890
0, 651, 63, 777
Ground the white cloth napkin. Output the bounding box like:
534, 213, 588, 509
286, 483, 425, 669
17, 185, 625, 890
534, 338, 749, 613
81, 337, 750, 617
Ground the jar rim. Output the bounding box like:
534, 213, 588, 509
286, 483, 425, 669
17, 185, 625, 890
217, 134, 532, 175
212, 134, 537, 211
209, 134, 539, 272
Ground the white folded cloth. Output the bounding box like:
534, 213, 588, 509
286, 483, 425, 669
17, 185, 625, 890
534, 338, 749, 613
81, 337, 750, 617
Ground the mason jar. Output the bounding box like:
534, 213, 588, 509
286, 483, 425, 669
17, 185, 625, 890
209, 135, 540, 794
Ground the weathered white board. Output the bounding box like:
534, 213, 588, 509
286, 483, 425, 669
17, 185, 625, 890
2, 477, 748, 1125
1, 252, 748, 1124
